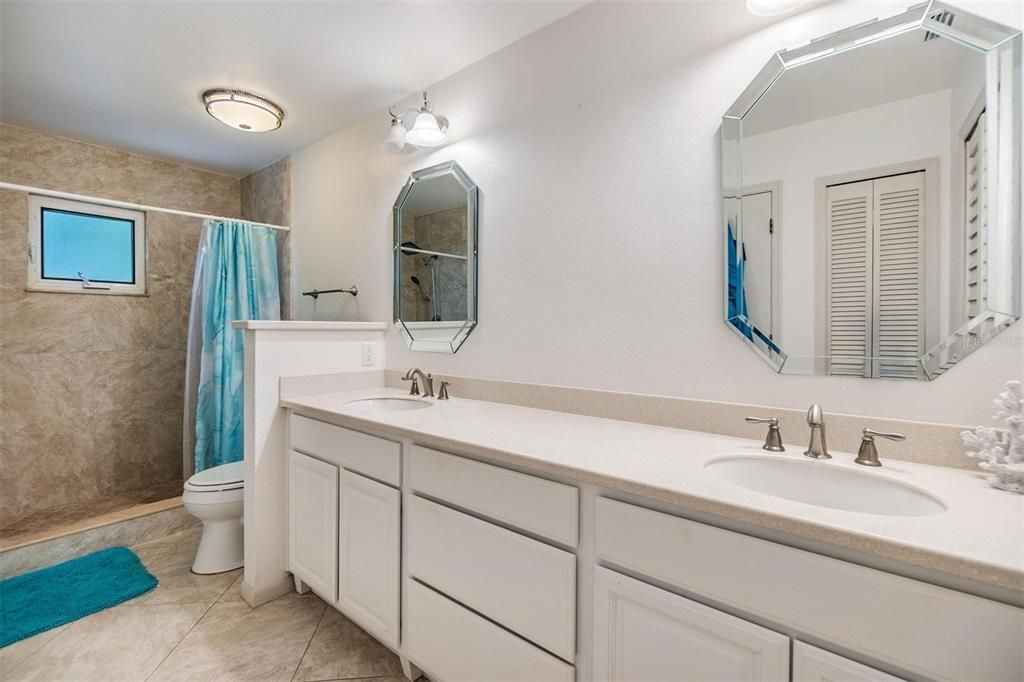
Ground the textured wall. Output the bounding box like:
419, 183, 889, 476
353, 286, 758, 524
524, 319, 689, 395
0, 124, 241, 528
290, 0, 1023, 430
241, 157, 292, 319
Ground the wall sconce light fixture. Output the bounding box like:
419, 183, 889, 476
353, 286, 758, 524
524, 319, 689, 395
385, 91, 449, 152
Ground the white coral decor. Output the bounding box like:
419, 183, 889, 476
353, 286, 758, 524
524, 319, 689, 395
962, 380, 1024, 493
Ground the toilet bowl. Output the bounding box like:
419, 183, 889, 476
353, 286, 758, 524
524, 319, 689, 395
182, 461, 244, 574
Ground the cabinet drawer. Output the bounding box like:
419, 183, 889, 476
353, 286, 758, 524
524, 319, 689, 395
405, 579, 575, 682
594, 567, 789, 682
409, 445, 578, 546
289, 413, 400, 486
596, 497, 1024, 682
407, 495, 576, 661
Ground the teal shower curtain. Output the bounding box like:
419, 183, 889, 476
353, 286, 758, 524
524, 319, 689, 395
193, 220, 281, 473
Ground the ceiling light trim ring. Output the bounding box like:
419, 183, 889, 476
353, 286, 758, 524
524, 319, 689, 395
202, 88, 285, 132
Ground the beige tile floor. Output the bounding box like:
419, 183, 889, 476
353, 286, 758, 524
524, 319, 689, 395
0, 528, 409, 682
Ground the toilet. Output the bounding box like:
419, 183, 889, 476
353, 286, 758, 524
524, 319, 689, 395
182, 460, 244, 574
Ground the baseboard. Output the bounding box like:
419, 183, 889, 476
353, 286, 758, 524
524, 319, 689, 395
241, 572, 294, 607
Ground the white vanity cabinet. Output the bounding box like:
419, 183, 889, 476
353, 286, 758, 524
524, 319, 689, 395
287, 414, 402, 647
593, 567, 790, 682
281, 409, 1022, 682
595, 497, 1023, 682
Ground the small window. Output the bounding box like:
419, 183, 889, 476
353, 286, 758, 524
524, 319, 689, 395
28, 196, 146, 295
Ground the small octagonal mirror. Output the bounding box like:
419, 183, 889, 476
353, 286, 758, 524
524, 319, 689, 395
393, 160, 479, 353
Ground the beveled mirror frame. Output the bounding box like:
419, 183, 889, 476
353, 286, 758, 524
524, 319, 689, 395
722, 1, 1021, 379
393, 160, 480, 353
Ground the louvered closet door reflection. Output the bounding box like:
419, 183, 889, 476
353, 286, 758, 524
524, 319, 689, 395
826, 181, 873, 377
964, 111, 987, 325
872, 173, 925, 379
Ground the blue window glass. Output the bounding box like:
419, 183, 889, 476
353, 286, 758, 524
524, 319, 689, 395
41, 208, 135, 283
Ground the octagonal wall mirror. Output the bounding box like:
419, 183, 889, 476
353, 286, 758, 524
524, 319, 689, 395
722, 1, 1021, 380
394, 160, 479, 353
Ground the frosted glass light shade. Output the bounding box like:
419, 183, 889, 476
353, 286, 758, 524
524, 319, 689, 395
386, 122, 407, 151
406, 111, 446, 147
203, 89, 283, 132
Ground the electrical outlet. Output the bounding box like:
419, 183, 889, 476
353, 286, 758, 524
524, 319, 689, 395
361, 342, 376, 367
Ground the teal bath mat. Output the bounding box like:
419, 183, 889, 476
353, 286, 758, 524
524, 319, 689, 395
0, 546, 157, 648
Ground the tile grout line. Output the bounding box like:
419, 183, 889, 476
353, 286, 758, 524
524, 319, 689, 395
3, 623, 74, 677
142, 595, 221, 680
211, 569, 244, 603
290, 601, 330, 682
138, 531, 236, 680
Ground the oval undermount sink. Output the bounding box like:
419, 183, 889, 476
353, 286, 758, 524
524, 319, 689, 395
704, 456, 945, 517
344, 397, 432, 412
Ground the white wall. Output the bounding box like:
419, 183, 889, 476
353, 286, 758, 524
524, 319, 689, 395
290, 0, 1022, 427
743, 89, 953, 357
241, 325, 386, 605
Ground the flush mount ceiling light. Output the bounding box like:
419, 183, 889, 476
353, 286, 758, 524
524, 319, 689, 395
385, 91, 449, 151
746, 0, 814, 16
202, 89, 284, 133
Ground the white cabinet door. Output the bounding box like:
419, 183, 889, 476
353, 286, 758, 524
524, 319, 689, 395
593, 567, 789, 682
288, 450, 338, 601
338, 469, 400, 648
793, 642, 903, 682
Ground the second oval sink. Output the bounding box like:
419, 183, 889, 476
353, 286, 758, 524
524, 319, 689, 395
344, 397, 432, 412
704, 455, 945, 517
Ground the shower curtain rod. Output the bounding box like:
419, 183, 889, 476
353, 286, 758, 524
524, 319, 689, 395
0, 181, 291, 231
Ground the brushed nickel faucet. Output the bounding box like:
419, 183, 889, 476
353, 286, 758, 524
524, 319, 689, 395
744, 416, 785, 452
804, 404, 831, 459
854, 428, 905, 467
402, 368, 434, 397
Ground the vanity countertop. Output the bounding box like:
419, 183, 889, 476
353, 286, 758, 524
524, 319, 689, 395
232, 321, 388, 331
282, 388, 1024, 596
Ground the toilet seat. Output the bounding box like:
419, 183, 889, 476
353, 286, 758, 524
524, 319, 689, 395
185, 461, 244, 493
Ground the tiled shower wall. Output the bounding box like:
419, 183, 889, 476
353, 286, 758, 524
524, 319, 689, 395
241, 157, 292, 319
400, 207, 468, 321
0, 124, 242, 528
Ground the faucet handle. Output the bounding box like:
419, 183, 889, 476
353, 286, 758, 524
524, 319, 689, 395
403, 376, 420, 396
862, 428, 905, 441
745, 416, 785, 452
855, 428, 905, 467
437, 381, 450, 400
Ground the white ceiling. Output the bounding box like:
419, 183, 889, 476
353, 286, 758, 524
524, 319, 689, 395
0, 1, 586, 177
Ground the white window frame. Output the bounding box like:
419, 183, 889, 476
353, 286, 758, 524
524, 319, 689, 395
27, 195, 147, 295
